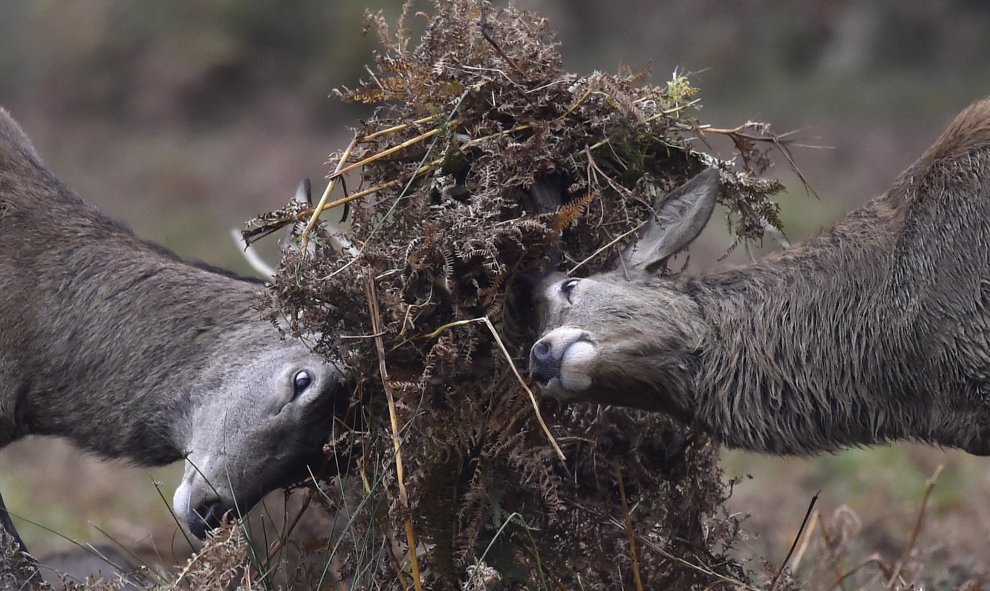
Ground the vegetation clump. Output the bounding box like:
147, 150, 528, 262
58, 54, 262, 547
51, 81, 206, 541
249, 1, 787, 588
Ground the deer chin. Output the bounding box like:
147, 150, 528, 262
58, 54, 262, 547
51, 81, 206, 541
557, 340, 596, 394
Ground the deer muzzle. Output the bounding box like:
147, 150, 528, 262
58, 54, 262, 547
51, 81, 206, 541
529, 327, 596, 396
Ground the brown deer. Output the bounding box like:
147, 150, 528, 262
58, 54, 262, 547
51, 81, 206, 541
530, 98, 990, 456
0, 107, 350, 576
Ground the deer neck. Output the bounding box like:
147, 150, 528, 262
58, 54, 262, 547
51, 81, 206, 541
682, 200, 927, 454
14, 210, 263, 464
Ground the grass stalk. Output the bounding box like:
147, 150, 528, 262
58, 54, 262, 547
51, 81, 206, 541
300, 135, 358, 249
421, 316, 565, 461
364, 273, 424, 591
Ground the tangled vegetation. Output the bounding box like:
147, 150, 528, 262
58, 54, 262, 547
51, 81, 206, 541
4, 1, 796, 589
243, 1, 791, 589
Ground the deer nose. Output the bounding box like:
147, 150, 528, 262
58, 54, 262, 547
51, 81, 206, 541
532, 340, 552, 363
529, 339, 559, 384
189, 499, 231, 540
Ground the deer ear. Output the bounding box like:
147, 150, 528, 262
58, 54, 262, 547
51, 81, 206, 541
622, 168, 720, 274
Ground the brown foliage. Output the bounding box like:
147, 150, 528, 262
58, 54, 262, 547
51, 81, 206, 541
249, 1, 788, 588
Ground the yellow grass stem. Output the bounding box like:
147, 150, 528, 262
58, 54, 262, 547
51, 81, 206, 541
332, 124, 455, 180
364, 273, 424, 591
885, 464, 944, 589
310, 160, 441, 217
308, 90, 591, 220
421, 317, 566, 461
641, 97, 702, 124
785, 509, 818, 574
616, 470, 645, 591
300, 135, 358, 250
361, 115, 438, 142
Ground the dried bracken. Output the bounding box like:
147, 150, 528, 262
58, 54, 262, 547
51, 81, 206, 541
249, 1, 789, 589
1, 532, 48, 590
173, 519, 250, 591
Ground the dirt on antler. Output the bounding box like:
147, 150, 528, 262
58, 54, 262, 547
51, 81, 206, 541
250, 1, 785, 588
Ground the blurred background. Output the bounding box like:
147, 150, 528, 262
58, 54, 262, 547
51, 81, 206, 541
2, 0, 990, 584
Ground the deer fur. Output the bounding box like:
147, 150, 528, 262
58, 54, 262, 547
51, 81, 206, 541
0, 107, 350, 564
530, 98, 990, 455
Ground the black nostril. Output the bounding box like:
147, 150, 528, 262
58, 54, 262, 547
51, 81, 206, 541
532, 340, 552, 362
189, 500, 229, 540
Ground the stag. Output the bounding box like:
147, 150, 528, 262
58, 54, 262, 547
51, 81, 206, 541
0, 107, 350, 572
530, 98, 990, 456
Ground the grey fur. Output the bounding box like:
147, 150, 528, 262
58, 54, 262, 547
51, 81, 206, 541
530, 98, 990, 456
0, 107, 350, 558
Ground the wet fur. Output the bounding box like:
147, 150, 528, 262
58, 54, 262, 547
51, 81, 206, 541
536, 99, 990, 455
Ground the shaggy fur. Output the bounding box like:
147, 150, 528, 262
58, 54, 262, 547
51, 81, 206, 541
532, 99, 990, 455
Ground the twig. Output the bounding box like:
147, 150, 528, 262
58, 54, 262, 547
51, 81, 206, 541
364, 273, 424, 591
421, 317, 565, 461
264, 465, 331, 563
693, 123, 823, 200
770, 490, 819, 590
885, 464, 944, 589
569, 220, 646, 274
479, 9, 525, 79
641, 98, 702, 123
616, 470, 645, 591
301, 135, 358, 249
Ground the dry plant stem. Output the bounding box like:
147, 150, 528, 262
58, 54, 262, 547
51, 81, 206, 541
786, 509, 818, 574
816, 513, 848, 591
308, 89, 600, 222
884, 463, 944, 589
830, 554, 892, 590
770, 490, 819, 591
568, 220, 646, 274
361, 115, 437, 142
694, 123, 821, 199
632, 532, 760, 591
268, 424, 358, 563
301, 135, 359, 249
264, 485, 315, 562
615, 470, 645, 591
364, 273, 424, 591
421, 317, 566, 460
311, 160, 440, 219
641, 98, 702, 124
331, 124, 453, 180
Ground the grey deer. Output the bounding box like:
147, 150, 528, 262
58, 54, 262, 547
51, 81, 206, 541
0, 107, 350, 563
530, 98, 990, 456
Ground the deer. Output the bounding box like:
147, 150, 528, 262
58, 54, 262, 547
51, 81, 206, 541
529, 98, 990, 456
0, 107, 351, 576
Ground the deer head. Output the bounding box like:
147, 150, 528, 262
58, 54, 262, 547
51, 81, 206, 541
529, 169, 719, 415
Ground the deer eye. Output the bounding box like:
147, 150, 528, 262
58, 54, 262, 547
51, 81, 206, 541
560, 278, 580, 303
292, 370, 313, 398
